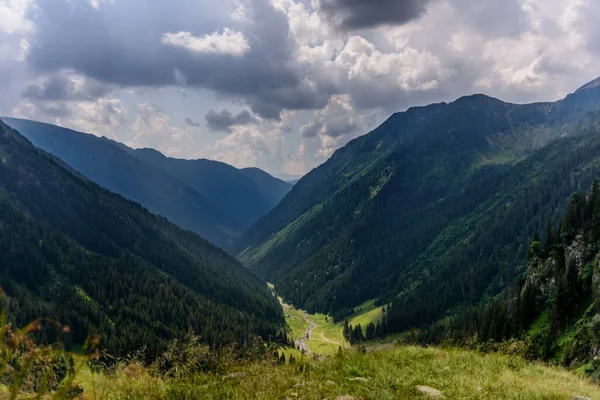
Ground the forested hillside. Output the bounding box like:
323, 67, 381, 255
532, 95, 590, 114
407, 180, 600, 378
238, 78, 600, 331
0, 120, 283, 359
1, 117, 291, 248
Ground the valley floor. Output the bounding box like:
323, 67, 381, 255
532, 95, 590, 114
75, 345, 600, 399
282, 298, 395, 355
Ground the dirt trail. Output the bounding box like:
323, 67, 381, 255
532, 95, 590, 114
319, 333, 343, 346
295, 312, 317, 354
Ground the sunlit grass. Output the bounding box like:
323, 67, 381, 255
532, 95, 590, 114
284, 298, 392, 355
86, 345, 600, 399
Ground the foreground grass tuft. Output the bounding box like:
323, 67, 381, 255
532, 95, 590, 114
74, 346, 600, 399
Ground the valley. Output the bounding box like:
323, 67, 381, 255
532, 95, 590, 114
4, 1, 600, 397
282, 296, 396, 355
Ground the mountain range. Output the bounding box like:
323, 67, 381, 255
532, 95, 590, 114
237, 77, 600, 330
0, 119, 283, 357
5, 75, 600, 370
1, 117, 292, 249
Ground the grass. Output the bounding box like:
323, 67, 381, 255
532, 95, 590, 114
283, 298, 390, 355
73, 345, 600, 399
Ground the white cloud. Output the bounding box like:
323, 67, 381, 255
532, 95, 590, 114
3, 0, 600, 176
12, 97, 125, 137
0, 0, 33, 34
161, 29, 250, 56
128, 103, 194, 156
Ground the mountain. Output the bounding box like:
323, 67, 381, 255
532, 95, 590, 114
0, 118, 292, 248
412, 183, 600, 378
272, 172, 304, 182
0, 120, 283, 358
132, 148, 291, 231
237, 78, 600, 329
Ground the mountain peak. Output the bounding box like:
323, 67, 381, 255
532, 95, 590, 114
576, 76, 600, 92
453, 93, 504, 105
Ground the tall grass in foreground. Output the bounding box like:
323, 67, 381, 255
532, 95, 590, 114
1, 298, 599, 399
77, 345, 600, 400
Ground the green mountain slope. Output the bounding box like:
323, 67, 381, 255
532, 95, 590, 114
412, 181, 600, 378
237, 79, 600, 328
1, 118, 291, 248
0, 120, 283, 358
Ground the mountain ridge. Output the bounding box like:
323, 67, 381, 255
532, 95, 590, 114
0, 119, 283, 357
237, 77, 600, 327
0, 117, 292, 248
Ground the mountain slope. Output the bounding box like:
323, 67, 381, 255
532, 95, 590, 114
412, 181, 600, 378
1, 118, 291, 248
133, 148, 291, 231
0, 120, 283, 358
237, 79, 600, 327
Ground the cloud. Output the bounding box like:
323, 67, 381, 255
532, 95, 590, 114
25, 0, 327, 119
13, 97, 125, 136
0, 0, 34, 34
22, 71, 110, 101
205, 109, 258, 132
318, 0, 433, 30
301, 95, 359, 138
184, 118, 201, 128
161, 29, 250, 56
2, 0, 600, 176
128, 103, 193, 156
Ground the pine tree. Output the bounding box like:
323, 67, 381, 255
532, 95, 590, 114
279, 353, 286, 365
544, 218, 554, 256
591, 178, 600, 242
366, 322, 376, 340
350, 324, 365, 345
528, 231, 542, 260
343, 319, 350, 341
375, 320, 382, 337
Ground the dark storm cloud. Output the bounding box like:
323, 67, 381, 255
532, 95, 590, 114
25, 0, 329, 119
21, 72, 108, 101
205, 109, 257, 132
184, 118, 201, 128
319, 0, 433, 30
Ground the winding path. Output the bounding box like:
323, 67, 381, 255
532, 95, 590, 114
295, 312, 317, 354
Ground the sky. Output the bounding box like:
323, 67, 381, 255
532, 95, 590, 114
0, 0, 599, 177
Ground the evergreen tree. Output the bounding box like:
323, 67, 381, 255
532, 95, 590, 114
591, 178, 600, 242
544, 218, 554, 256
350, 324, 365, 345
528, 231, 542, 260
343, 320, 350, 341
366, 322, 376, 340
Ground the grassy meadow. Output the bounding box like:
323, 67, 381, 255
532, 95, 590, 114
69, 345, 600, 399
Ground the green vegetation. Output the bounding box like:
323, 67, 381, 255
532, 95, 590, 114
403, 180, 600, 378
2, 117, 292, 248
282, 298, 390, 355
76, 345, 600, 399
3, 305, 599, 399
238, 79, 600, 340
0, 120, 284, 359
